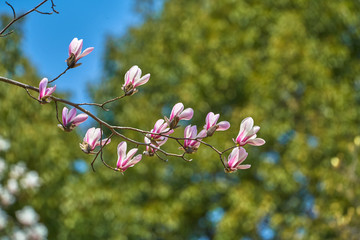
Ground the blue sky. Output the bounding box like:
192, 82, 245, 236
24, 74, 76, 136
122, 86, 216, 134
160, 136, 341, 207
1, 0, 143, 102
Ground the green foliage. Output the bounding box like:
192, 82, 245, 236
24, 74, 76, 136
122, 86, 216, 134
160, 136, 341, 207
93, 0, 360, 239
2, 0, 360, 238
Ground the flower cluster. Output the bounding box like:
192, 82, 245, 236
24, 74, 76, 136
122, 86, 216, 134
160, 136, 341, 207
66, 38, 94, 68
35, 37, 266, 174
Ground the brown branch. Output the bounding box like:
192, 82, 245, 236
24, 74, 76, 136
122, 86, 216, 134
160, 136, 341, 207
48, 67, 70, 83
0, 76, 234, 171
78, 95, 126, 111
5, 1, 16, 18
0, 0, 58, 37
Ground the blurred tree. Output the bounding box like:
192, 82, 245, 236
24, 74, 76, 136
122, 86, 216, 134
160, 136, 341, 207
0, 15, 109, 239
92, 0, 360, 239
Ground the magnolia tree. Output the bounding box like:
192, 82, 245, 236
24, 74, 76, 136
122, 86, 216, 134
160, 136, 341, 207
0, 0, 265, 174
0, 137, 47, 240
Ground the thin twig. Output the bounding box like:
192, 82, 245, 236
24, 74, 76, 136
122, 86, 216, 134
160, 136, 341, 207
25, 88, 40, 102
50, 0, 59, 14
78, 95, 126, 111
0, 0, 58, 37
54, 101, 63, 126
5, 1, 16, 18
48, 67, 70, 83
34, 9, 53, 15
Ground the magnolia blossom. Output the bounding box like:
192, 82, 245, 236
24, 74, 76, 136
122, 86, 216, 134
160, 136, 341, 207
226, 147, 250, 173
79, 127, 111, 154
144, 119, 173, 156
235, 117, 265, 146
183, 125, 207, 154
122, 65, 150, 96
58, 107, 88, 132
66, 38, 94, 68
203, 112, 230, 137
144, 135, 169, 156
116, 142, 142, 172
38, 78, 56, 103
165, 102, 194, 129
147, 119, 174, 142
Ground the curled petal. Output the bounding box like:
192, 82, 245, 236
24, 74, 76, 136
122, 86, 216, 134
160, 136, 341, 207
178, 108, 194, 120
78, 47, 94, 60
133, 73, 150, 88
217, 121, 230, 131
62, 107, 69, 125
71, 113, 88, 126
117, 141, 127, 168
246, 138, 266, 146
170, 103, 184, 121
38, 78, 48, 98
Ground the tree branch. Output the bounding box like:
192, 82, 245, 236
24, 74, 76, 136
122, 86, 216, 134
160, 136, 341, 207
0, 0, 58, 37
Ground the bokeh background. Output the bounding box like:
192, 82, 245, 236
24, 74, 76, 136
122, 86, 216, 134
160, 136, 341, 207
1, 0, 360, 239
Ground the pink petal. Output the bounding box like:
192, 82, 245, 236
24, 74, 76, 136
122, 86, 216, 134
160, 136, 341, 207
127, 65, 139, 84
205, 112, 220, 130
209, 113, 220, 128
154, 119, 165, 132
38, 78, 48, 98
239, 117, 254, 136
126, 148, 139, 161
84, 127, 96, 147
72, 113, 88, 126
77, 47, 94, 60
68, 108, 77, 122
227, 148, 240, 167
205, 112, 214, 129
217, 121, 230, 131
247, 138, 266, 146
197, 129, 207, 138
91, 128, 102, 147
101, 138, 111, 146
45, 85, 56, 96
74, 39, 83, 58
133, 73, 150, 88
62, 107, 69, 125
69, 38, 78, 56
237, 164, 251, 169
170, 103, 184, 121
123, 154, 142, 171
117, 142, 127, 168
178, 108, 194, 120
237, 147, 248, 164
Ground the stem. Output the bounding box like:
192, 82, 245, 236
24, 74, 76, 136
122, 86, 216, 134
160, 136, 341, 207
0, 0, 57, 37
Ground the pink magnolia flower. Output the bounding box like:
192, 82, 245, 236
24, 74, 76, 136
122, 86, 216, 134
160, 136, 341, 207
144, 119, 173, 156
226, 147, 250, 173
183, 125, 207, 154
58, 107, 88, 132
66, 38, 94, 68
116, 141, 142, 172
147, 119, 174, 142
79, 127, 111, 154
122, 65, 150, 96
203, 112, 230, 137
38, 78, 56, 103
235, 117, 265, 146
144, 136, 168, 156
165, 102, 194, 129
